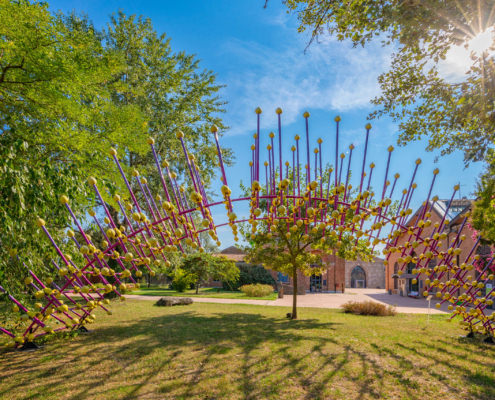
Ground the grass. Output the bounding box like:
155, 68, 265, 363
0, 300, 494, 400
130, 286, 278, 300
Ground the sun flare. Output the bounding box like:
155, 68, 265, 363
467, 27, 495, 55
442, 26, 495, 78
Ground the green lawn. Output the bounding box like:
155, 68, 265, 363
131, 286, 278, 300
1, 300, 494, 400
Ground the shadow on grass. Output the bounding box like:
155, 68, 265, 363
0, 311, 342, 400
1, 307, 494, 400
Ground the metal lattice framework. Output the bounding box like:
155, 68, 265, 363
1, 108, 494, 348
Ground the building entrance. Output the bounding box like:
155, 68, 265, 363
310, 274, 322, 292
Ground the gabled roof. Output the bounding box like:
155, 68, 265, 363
214, 246, 246, 262
433, 198, 473, 221
407, 198, 473, 227
220, 246, 245, 255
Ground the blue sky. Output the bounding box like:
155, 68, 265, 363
50, 0, 484, 248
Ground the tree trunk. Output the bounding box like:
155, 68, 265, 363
292, 265, 298, 320
195, 281, 200, 294
147, 273, 151, 288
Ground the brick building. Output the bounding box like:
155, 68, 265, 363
385, 198, 489, 297
345, 257, 385, 289
217, 246, 385, 293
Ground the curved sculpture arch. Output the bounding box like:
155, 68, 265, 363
1, 108, 493, 348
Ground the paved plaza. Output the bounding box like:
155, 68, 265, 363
127, 288, 460, 314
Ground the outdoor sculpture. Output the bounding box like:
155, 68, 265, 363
1, 108, 493, 349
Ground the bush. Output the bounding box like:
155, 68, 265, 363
170, 269, 196, 292
342, 301, 396, 316
222, 263, 275, 290
240, 283, 274, 297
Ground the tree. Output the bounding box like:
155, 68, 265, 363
0, 0, 145, 296
222, 262, 276, 290
472, 151, 495, 244
182, 253, 239, 294
0, 2, 230, 296
104, 12, 232, 205
278, 1, 494, 164
242, 171, 374, 319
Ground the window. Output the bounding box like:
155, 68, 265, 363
351, 266, 366, 288
393, 262, 398, 290
277, 272, 289, 283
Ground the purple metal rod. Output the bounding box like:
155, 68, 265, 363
318, 140, 323, 197
296, 137, 301, 196
304, 113, 310, 186
112, 154, 142, 213
359, 127, 370, 193
150, 144, 172, 203
343, 145, 353, 203
256, 112, 261, 181
334, 118, 340, 210
381, 149, 393, 200
277, 109, 283, 181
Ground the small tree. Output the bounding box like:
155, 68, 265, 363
245, 216, 371, 319
243, 167, 375, 319
182, 253, 239, 293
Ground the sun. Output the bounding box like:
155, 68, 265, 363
442, 26, 495, 78
467, 27, 495, 55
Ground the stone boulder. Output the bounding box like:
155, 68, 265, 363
155, 297, 193, 307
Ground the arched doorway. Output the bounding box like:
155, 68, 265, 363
351, 266, 366, 288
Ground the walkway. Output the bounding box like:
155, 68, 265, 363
127, 288, 451, 314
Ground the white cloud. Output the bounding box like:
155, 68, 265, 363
220, 35, 392, 136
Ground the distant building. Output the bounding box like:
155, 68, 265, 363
214, 247, 385, 293
215, 246, 246, 262
345, 257, 385, 289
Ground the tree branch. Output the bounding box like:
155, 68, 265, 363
0, 58, 25, 84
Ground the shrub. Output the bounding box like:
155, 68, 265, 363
170, 268, 196, 292
240, 283, 274, 297
222, 263, 275, 290
342, 301, 396, 316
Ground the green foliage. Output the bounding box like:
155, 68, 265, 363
282, 0, 495, 163
472, 151, 495, 244
181, 253, 239, 291
239, 283, 274, 297
342, 301, 396, 316
104, 12, 232, 200
241, 166, 374, 318
170, 268, 196, 292
0, 1, 229, 296
222, 262, 276, 290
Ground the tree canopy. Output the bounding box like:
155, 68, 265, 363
181, 253, 239, 293
280, 0, 495, 164
0, 0, 229, 296
242, 168, 374, 319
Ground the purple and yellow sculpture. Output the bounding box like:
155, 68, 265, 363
1, 107, 493, 348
